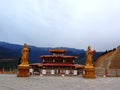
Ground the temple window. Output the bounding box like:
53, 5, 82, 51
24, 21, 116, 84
53, 59, 55, 62
43, 59, 45, 62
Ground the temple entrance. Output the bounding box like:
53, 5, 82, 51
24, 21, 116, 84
77, 69, 83, 76
30, 65, 85, 76
30, 65, 84, 76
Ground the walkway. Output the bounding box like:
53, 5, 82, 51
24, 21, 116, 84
0, 74, 119, 90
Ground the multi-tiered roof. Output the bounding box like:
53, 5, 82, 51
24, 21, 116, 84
40, 49, 77, 66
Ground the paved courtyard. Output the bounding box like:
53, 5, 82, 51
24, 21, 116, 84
0, 74, 120, 90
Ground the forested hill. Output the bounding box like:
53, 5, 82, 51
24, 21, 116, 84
0, 41, 102, 65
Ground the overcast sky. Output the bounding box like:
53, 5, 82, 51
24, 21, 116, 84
0, 0, 120, 51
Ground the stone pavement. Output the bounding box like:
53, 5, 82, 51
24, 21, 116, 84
0, 74, 120, 90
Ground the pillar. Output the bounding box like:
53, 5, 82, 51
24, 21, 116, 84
84, 66, 96, 78
17, 65, 30, 77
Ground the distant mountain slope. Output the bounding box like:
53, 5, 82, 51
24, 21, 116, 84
0, 41, 87, 64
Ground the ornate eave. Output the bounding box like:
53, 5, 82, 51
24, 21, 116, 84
40, 55, 78, 59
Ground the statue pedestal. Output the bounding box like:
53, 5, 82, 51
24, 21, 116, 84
84, 66, 96, 79
17, 65, 30, 77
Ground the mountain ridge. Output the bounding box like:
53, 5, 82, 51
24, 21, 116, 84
0, 41, 102, 69
0, 41, 86, 63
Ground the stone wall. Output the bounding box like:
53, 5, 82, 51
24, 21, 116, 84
95, 68, 120, 77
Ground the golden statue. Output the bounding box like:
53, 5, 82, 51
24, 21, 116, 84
86, 46, 95, 66
84, 46, 96, 78
20, 43, 29, 65
17, 43, 30, 77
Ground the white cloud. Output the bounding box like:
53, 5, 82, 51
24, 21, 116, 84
0, 0, 120, 51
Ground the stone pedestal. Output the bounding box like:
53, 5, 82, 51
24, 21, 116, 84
84, 66, 96, 79
17, 65, 30, 77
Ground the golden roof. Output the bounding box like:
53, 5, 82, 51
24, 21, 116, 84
49, 49, 66, 53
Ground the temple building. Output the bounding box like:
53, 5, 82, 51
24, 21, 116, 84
30, 49, 84, 76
